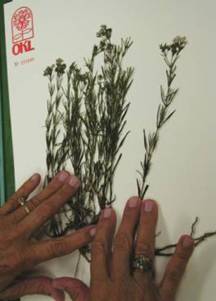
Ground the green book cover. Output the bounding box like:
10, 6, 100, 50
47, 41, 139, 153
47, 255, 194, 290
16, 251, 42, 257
0, 0, 15, 206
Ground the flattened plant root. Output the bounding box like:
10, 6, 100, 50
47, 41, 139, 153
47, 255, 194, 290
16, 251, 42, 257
155, 218, 216, 256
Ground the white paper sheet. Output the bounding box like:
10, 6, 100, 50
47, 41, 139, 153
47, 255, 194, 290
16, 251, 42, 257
3, 0, 216, 300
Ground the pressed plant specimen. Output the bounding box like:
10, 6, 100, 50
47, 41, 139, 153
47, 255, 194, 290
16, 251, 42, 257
43, 25, 216, 259
136, 36, 216, 255
43, 26, 134, 254
136, 36, 187, 199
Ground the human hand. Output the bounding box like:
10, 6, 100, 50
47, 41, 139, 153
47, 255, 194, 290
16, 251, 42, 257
0, 171, 96, 300
54, 197, 194, 301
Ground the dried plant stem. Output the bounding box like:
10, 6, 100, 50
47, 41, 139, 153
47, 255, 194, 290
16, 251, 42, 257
136, 37, 216, 256
43, 31, 216, 261
44, 60, 68, 237
43, 26, 133, 245
137, 37, 187, 199
74, 252, 81, 277
155, 219, 216, 257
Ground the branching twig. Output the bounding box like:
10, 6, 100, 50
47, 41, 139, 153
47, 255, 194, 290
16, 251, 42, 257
155, 218, 216, 256
43, 26, 133, 247
137, 36, 188, 199
190, 217, 199, 237
43, 30, 216, 262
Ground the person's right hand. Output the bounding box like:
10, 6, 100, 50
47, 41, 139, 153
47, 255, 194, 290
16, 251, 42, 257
0, 171, 96, 300
54, 197, 194, 301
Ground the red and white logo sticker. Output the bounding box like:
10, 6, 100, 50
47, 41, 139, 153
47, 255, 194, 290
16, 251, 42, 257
11, 7, 35, 56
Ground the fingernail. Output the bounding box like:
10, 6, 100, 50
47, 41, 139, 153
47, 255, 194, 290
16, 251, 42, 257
89, 227, 97, 237
58, 171, 69, 182
68, 175, 80, 188
183, 236, 194, 248
31, 174, 40, 182
128, 198, 138, 208
144, 200, 154, 212
103, 208, 112, 218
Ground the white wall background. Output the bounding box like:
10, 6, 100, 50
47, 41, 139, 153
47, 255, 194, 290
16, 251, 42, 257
4, 0, 216, 300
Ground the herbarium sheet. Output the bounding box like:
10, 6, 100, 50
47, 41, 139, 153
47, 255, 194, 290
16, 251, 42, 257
3, 0, 216, 300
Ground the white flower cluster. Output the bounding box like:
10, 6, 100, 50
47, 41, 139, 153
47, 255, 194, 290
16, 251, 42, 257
173, 36, 188, 49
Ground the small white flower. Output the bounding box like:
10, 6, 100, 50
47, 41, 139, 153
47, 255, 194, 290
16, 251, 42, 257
173, 36, 188, 47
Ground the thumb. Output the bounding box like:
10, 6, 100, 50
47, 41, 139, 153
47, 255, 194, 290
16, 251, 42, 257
0, 276, 65, 301
53, 277, 89, 301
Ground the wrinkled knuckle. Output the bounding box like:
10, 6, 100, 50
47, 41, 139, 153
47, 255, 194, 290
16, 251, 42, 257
90, 286, 109, 299
19, 186, 29, 198
17, 187, 25, 197
177, 250, 190, 261
56, 188, 70, 202
136, 242, 153, 258
142, 217, 153, 227
167, 268, 181, 284
30, 196, 41, 208
57, 188, 66, 199
52, 180, 62, 190
52, 241, 67, 257
0, 258, 13, 273
0, 230, 18, 244
62, 183, 73, 194
92, 241, 106, 255
44, 244, 58, 259
9, 251, 25, 270
114, 232, 132, 252
32, 207, 51, 225
0, 236, 5, 247
39, 203, 53, 218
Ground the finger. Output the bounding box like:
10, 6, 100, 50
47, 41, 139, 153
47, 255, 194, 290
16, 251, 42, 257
23, 226, 96, 267
0, 174, 41, 215
0, 277, 65, 301
9, 171, 70, 223
135, 200, 158, 257
53, 277, 89, 301
159, 235, 194, 301
91, 208, 116, 282
133, 200, 158, 282
112, 197, 141, 280
17, 175, 80, 238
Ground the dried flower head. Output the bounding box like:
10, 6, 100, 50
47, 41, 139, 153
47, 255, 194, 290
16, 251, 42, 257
55, 58, 67, 76
43, 64, 55, 77
96, 24, 112, 40
173, 36, 187, 48
160, 35, 187, 55
171, 36, 187, 54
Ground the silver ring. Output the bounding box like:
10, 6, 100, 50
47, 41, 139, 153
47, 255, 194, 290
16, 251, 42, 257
132, 255, 153, 272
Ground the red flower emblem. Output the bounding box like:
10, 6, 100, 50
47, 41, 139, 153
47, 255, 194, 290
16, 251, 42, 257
12, 8, 31, 32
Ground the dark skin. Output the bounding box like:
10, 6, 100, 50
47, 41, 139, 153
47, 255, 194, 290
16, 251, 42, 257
54, 198, 194, 301
0, 175, 194, 300
0, 171, 96, 300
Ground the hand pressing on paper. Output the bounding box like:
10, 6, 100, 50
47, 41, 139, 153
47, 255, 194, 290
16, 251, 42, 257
0, 171, 96, 300
54, 198, 194, 301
